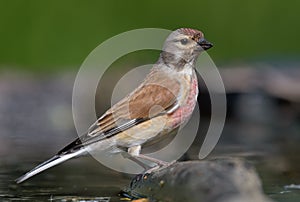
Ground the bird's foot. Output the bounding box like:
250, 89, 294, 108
144, 165, 160, 174
143, 160, 176, 174
137, 154, 175, 167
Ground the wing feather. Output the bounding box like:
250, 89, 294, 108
58, 68, 181, 154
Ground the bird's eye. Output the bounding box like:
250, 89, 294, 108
180, 38, 188, 45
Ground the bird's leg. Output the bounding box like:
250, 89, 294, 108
127, 145, 173, 167
121, 152, 151, 170
136, 154, 170, 166
137, 154, 177, 174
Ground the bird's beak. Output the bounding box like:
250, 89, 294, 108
198, 38, 213, 50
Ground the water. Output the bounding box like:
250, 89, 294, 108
0, 73, 299, 201
1, 158, 129, 201
1, 142, 299, 201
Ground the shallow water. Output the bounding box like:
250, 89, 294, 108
0, 73, 299, 201
1, 158, 129, 201
1, 143, 299, 202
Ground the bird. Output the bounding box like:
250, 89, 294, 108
16, 28, 213, 183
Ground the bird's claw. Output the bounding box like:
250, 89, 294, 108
144, 160, 176, 174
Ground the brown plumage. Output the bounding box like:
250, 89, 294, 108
99, 68, 180, 129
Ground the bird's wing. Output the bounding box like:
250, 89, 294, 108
58, 70, 181, 154
16, 71, 181, 183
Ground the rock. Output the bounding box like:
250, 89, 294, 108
124, 158, 274, 202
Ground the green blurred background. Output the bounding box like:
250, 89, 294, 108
0, 0, 299, 71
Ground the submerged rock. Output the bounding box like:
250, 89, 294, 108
124, 158, 274, 202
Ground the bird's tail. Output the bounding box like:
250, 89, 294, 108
16, 149, 86, 184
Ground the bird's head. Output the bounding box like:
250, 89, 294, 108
160, 28, 213, 69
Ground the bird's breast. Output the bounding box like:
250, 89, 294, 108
168, 71, 198, 128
